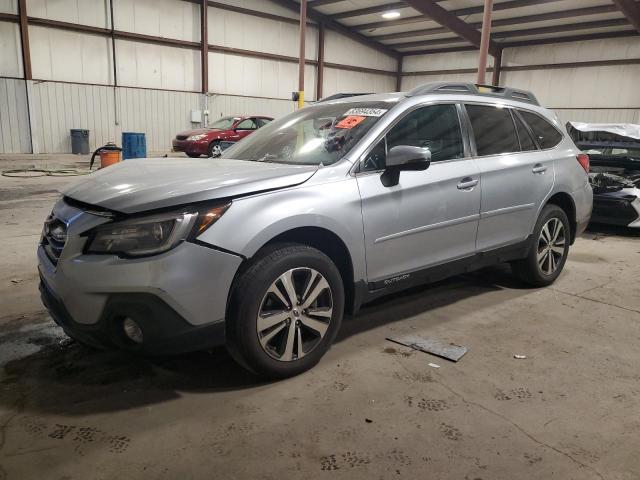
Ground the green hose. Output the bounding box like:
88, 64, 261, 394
1, 168, 91, 178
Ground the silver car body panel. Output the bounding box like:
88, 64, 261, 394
38, 199, 241, 327
40, 88, 593, 337
63, 157, 318, 213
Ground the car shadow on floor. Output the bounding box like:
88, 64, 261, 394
585, 223, 640, 238
0, 264, 535, 416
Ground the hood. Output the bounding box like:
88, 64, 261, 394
567, 122, 640, 140
63, 158, 318, 213
176, 127, 227, 137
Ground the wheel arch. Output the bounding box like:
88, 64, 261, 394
545, 192, 577, 243
226, 226, 358, 318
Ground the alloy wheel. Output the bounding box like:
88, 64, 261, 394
209, 143, 222, 158
256, 267, 333, 362
537, 217, 565, 275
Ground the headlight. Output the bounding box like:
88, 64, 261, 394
86, 203, 230, 257
187, 134, 207, 141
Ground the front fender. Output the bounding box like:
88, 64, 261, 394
195, 178, 367, 281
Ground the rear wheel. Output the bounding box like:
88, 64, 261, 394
512, 204, 570, 287
226, 244, 344, 378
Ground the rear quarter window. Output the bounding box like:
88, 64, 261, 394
519, 111, 563, 149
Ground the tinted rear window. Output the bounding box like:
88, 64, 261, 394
466, 104, 520, 156
519, 111, 563, 149
513, 112, 537, 151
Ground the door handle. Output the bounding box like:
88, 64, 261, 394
532, 164, 547, 174
457, 178, 478, 190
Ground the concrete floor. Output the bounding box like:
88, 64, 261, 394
1, 161, 639, 479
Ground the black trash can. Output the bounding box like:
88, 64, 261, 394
70, 129, 90, 154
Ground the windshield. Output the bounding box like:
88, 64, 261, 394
221, 100, 398, 165
209, 116, 238, 129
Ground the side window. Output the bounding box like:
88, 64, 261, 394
236, 118, 257, 130
518, 111, 563, 149
362, 104, 464, 171
257, 118, 272, 128
513, 111, 537, 151
466, 104, 520, 156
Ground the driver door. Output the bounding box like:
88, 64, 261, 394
231, 118, 258, 141
355, 103, 481, 284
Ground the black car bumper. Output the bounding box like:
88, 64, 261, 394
591, 193, 640, 227
40, 278, 226, 355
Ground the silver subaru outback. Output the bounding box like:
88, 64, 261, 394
38, 82, 593, 378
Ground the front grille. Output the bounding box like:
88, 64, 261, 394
176, 135, 189, 141
42, 215, 67, 265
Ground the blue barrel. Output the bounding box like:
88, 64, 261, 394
121, 132, 147, 159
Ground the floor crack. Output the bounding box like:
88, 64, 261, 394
436, 378, 606, 480
551, 288, 640, 315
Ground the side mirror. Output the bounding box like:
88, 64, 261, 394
381, 145, 431, 187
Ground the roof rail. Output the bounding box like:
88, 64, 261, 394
406, 81, 540, 106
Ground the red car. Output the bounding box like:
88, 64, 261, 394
172, 115, 273, 158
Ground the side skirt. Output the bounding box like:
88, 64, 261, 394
351, 236, 532, 313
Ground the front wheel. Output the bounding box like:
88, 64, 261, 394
208, 141, 222, 158
226, 244, 344, 378
512, 204, 570, 287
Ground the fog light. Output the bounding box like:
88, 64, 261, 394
122, 317, 143, 343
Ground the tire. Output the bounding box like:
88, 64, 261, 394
208, 141, 222, 158
226, 244, 344, 379
186, 153, 201, 158
512, 204, 570, 287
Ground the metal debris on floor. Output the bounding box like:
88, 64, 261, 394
513, 354, 527, 359
428, 362, 441, 369
386, 335, 468, 362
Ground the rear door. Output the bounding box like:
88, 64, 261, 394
356, 103, 481, 283
464, 103, 554, 251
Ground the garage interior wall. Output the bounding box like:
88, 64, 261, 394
401, 37, 640, 125
2, 0, 639, 154
0, 0, 397, 153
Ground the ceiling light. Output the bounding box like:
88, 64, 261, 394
381, 11, 401, 19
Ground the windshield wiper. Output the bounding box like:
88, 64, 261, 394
256, 153, 280, 162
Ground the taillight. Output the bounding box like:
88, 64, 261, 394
576, 153, 589, 173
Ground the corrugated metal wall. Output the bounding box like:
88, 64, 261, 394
402, 38, 640, 125
0, 0, 397, 153
0, 78, 31, 153
29, 81, 201, 153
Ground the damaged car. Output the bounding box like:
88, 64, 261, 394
567, 122, 640, 228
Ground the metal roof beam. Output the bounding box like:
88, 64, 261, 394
389, 18, 630, 49
355, 0, 564, 31
612, 0, 640, 32
402, 0, 499, 55
271, 0, 399, 58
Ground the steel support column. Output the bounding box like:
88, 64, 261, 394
477, 0, 494, 84
297, 0, 307, 108
396, 55, 403, 91
316, 23, 325, 101
201, 0, 208, 94
492, 48, 502, 86
17, 0, 31, 79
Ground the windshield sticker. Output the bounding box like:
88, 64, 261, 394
344, 108, 387, 117
336, 115, 366, 129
